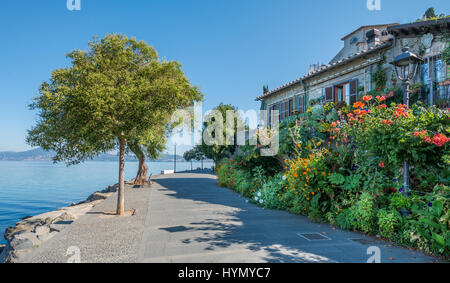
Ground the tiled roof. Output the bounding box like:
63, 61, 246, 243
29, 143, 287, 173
256, 41, 392, 101
340, 24, 399, 40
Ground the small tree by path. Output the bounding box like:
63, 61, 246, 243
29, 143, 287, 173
184, 147, 207, 170
183, 149, 196, 171
27, 34, 203, 215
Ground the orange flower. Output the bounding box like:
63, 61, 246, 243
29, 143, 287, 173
377, 104, 387, 109
363, 95, 373, 101
353, 101, 366, 109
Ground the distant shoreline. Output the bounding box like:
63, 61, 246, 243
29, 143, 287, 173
0, 148, 212, 163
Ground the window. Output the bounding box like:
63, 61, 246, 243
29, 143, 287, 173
269, 104, 279, 126
273, 99, 295, 122
420, 55, 449, 107
325, 87, 333, 103
349, 79, 358, 105
324, 80, 357, 105
295, 96, 305, 113
345, 83, 351, 105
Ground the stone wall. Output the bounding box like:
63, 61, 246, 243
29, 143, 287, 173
262, 30, 448, 112
0, 184, 118, 263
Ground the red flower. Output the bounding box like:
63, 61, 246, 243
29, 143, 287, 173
430, 133, 450, 147
363, 95, 373, 102
377, 104, 387, 109
376, 96, 387, 102
379, 162, 385, 168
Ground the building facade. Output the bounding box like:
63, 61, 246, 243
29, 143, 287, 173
257, 18, 450, 125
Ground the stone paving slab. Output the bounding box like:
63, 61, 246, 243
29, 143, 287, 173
139, 173, 442, 263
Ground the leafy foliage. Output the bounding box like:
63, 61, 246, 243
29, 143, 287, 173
216, 99, 450, 258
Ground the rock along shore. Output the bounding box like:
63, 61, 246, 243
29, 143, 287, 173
0, 183, 123, 263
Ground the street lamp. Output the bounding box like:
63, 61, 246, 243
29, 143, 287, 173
390, 47, 424, 212
390, 47, 424, 107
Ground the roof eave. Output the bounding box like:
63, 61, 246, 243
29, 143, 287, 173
256, 41, 392, 101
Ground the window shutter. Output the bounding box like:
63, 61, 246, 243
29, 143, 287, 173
280, 102, 284, 121
325, 87, 333, 103
350, 80, 358, 105
299, 96, 304, 113
289, 99, 293, 116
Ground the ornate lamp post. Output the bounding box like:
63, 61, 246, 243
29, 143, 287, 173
390, 47, 424, 208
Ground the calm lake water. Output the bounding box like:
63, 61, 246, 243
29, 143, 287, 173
0, 160, 213, 244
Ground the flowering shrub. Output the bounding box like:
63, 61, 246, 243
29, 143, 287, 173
279, 144, 331, 219
333, 96, 449, 176
216, 101, 450, 258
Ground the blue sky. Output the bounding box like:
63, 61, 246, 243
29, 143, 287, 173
0, 0, 448, 152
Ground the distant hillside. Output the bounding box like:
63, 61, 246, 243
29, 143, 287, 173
0, 148, 184, 162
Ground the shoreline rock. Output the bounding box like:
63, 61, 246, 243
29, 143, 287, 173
0, 183, 119, 263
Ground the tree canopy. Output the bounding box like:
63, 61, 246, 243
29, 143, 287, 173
192, 103, 245, 163
27, 34, 203, 214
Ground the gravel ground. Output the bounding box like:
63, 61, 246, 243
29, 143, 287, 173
19, 183, 152, 263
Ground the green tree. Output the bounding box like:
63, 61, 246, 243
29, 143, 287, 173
129, 124, 167, 185
183, 147, 207, 170
27, 34, 203, 215
183, 148, 196, 170
425, 8, 437, 19
195, 103, 243, 163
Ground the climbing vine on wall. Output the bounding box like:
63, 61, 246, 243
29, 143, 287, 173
373, 61, 387, 89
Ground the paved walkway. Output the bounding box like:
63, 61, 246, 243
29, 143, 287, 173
139, 173, 439, 263
22, 173, 441, 263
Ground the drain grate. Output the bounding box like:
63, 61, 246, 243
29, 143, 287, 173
297, 232, 331, 241
350, 238, 376, 245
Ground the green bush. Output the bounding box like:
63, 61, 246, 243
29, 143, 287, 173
216, 101, 450, 259
377, 209, 402, 238
253, 173, 286, 209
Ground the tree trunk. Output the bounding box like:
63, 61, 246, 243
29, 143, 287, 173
135, 156, 149, 185
117, 138, 126, 216
129, 141, 148, 185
